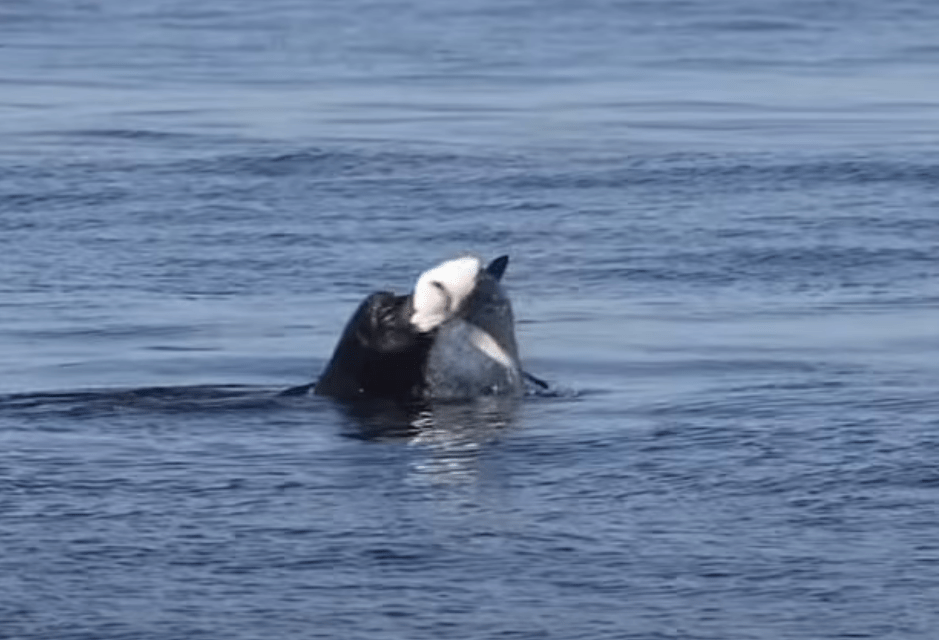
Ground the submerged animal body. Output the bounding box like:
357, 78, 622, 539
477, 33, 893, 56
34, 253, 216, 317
313, 255, 525, 402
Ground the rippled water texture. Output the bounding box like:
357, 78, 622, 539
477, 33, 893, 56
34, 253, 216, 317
2, 0, 939, 638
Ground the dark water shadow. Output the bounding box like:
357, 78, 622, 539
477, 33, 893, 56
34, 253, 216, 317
0, 385, 289, 421
0, 380, 578, 487
298, 370, 572, 439
0, 377, 575, 426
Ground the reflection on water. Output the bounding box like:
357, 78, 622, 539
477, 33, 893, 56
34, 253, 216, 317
334, 395, 520, 486
408, 397, 518, 486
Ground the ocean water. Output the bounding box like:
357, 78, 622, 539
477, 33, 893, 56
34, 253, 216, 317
2, 0, 939, 638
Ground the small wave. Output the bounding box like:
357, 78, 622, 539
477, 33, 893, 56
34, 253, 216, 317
62, 128, 199, 142
497, 154, 939, 193
689, 18, 806, 33
175, 144, 513, 182
0, 385, 284, 419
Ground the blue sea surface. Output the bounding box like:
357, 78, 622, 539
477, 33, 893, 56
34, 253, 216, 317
2, 1, 939, 638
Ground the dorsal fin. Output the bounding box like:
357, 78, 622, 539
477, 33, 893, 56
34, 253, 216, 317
486, 255, 509, 281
